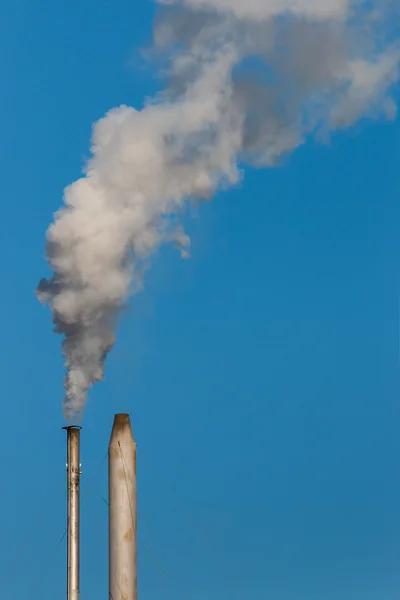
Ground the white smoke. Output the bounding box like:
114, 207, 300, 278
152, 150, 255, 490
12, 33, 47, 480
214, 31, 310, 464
160, 0, 350, 20
37, 0, 399, 420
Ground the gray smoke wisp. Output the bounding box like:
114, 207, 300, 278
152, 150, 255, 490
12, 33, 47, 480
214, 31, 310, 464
37, 0, 399, 420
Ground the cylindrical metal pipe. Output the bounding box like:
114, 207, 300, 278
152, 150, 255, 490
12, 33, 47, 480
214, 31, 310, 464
109, 413, 137, 600
63, 426, 81, 600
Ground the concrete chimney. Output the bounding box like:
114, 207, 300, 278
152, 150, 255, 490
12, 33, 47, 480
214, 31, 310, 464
109, 414, 137, 600
63, 426, 81, 600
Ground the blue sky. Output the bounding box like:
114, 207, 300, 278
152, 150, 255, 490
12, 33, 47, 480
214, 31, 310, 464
0, 0, 400, 599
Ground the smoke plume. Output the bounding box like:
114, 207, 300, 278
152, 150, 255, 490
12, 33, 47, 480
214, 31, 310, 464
37, 0, 399, 420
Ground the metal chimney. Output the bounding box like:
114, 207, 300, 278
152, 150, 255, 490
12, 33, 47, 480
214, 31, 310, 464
63, 426, 82, 600
109, 413, 137, 600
